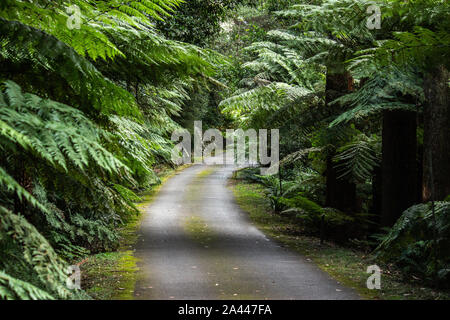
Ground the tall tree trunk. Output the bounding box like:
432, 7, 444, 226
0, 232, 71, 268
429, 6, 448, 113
370, 165, 382, 223
381, 110, 417, 227
324, 70, 357, 212
325, 154, 357, 212
417, 144, 424, 202
423, 65, 450, 202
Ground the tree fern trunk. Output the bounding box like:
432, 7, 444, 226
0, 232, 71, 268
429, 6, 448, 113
381, 110, 417, 227
417, 143, 424, 202
325, 153, 357, 212
324, 71, 357, 213
423, 65, 450, 202
370, 165, 382, 225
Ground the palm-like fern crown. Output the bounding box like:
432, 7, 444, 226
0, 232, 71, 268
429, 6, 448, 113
219, 0, 379, 128
221, 0, 449, 133
219, 0, 448, 197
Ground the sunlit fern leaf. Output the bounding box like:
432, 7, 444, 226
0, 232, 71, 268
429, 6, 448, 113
0, 0, 183, 61
0, 80, 129, 176
0, 18, 140, 117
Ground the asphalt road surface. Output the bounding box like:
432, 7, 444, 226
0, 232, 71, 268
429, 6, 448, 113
133, 162, 359, 300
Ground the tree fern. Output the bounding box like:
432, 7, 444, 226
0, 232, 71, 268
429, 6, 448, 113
1, 0, 183, 61
0, 80, 129, 176
0, 206, 71, 299
333, 133, 381, 182
0, 271, 55, 300
0, 18, 139, 117
0, 0, 235, 300
375, 201, 450, 285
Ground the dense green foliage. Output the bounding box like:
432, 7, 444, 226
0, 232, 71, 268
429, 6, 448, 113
376, 202, 450, 284
0, 0, 449, 299
217, 0, 449, 288
0, 0, 224, 299
157, 0, 245, 46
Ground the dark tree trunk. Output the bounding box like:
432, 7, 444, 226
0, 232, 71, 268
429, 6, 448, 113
417, 144, 424, 202
325, 154, 357, 212
423, 65, 450, 202
371, 165, 382, 215
324, 71, 357, 213
381, 110, 417, 227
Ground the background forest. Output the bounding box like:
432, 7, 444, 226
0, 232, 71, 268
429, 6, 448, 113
0, 0, 449, 299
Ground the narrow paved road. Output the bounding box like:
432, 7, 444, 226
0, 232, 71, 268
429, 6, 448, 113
133, 162, 359, 300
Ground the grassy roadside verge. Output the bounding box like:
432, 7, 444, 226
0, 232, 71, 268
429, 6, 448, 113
229, 178, 450, 300
79, 165, 191, 300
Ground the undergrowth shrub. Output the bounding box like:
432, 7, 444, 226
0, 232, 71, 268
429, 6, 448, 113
280, 195, 365, 241
375, 201, 450, 287
236, 167, 371, 242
